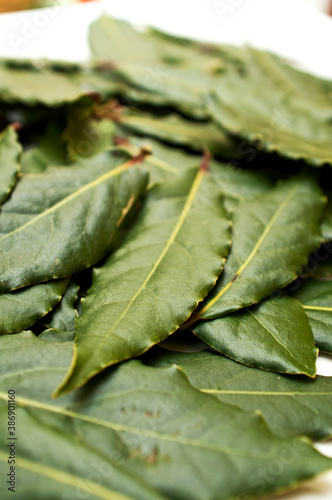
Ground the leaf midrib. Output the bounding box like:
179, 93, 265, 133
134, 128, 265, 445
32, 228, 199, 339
201, 389, 331, 396
0, 392, 279, 459
69, 167, 207, 384
0, 158, 134, 243
0, 450, 132, 500
247, 308, 309, 369
198, 186, 298, 316
304, 305, 332, 312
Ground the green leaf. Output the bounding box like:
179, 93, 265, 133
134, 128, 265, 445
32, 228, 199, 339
0, 59, 122, 107
38, 279, 79, 334
115, 135, 199, 184
146, 348, 332, 440
0, 126, 21, 204
209, 159, 273, 213
89, 16, 220, 118
55, 164, 232, 395
192, 176, 324, 321
293, 278, 332, 354
116, 109, 239, 157
117, 135, 272, 203
0, 150, 148, 292
1, 333, 331, 500
194, 295, 318, 377
208, 48, 332, 166
0, 334, 167, 500
0, 279, 68, 335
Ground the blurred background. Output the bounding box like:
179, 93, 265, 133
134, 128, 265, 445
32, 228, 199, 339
0, 0, 331, 13
0, 0, 92, 13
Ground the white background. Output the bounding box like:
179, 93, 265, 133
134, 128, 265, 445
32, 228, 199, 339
0, 1, 331, 499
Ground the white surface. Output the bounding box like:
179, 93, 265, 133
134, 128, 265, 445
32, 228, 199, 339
0, 1, 331, 498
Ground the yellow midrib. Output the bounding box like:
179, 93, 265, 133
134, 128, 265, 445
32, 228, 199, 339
65, 167, 206, 384
0, 450, 133, 500
198, 186, 297, 316
0, 392, 276, 459
147, 155, 179, 174
201, 389, 332, 396
304, 305, 332, 312
0, 158, 135, 243
247, 309, 305, 367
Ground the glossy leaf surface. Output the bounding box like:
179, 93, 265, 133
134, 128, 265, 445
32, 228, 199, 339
0, 151, 148, 292
0, 279, 68, 335
194, 177, 324, 320
194, 295, 318, 377
294, 279, 332, 354
1, 333, 331, 500
56, 165, 232, 394
147, 348, 332, 440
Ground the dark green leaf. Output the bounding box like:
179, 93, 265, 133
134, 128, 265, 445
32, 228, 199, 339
38, 279, 79, 334
146, 348, 332, 440
293, 279, 332, 354
1, 333, 331, 500
0, 279, 68, 335
56, 164, 231, 395
194, 295, 318, 377
0, 150, 148, 292
192, 177, 324, 321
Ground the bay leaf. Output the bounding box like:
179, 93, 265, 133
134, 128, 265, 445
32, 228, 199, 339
146, 348, 332, 440
115, 135, 199, 184
38, 279, 79, 335
90, 16, 332, 165
1, 333, 332, 500
194, 295, 318, 377
89, 16, 221, 118
293, 279, 332, 354
115, 109, 239, 157
191, 176, 324, 321
0, 150, 148, 292
208, 48, 332, 166
0, 279, 68, 335
116, 135, 272, 203
0, 126, 21, 204
0, 59, 122, 107
55, 164, 232, 395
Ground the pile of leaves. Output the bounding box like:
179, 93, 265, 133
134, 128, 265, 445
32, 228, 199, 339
1, 14, 332, 500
